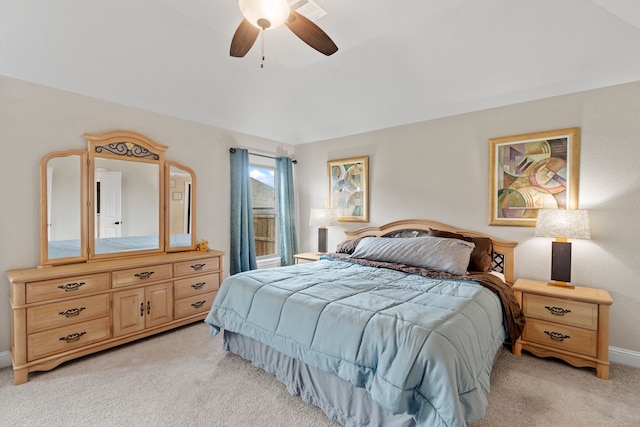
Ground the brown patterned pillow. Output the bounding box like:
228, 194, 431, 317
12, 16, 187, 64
334, 237, 364, 254
427, 228, 493, 272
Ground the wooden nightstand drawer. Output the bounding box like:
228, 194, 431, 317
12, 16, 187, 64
27, 294, 111, 334
523, 318, 597, 358
522, 293, 598, 330
26, 273, 110, 304
112, 264, 173, 288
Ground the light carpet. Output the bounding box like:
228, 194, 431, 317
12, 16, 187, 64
0, 322, 638, 426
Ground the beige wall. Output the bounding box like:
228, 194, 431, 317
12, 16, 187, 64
295, 81, 640, 355
0, 76, 290, 355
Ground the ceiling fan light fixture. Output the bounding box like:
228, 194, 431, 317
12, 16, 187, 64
239, 0, 290, 30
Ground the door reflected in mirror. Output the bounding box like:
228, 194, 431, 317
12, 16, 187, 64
167, 162, 195, 251
94, 158, 160, 254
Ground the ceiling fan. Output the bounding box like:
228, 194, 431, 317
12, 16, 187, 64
230, 0, 338, 58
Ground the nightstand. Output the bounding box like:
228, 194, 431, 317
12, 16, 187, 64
294, 252, 324, 264
512, 278, 613, 379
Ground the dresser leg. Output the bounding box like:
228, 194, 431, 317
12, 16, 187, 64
596, 363, 609, 380
13, 368, 28, 385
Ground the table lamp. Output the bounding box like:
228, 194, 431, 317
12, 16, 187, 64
535, 209, 591, 288
309, 208, 338, 253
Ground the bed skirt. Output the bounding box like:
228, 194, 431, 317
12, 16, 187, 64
223, 330, 416, 427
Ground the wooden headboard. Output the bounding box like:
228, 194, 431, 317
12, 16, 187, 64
344, 219, 518, 284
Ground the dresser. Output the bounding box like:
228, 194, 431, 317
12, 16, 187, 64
7, 250, 223, 385
512, 278, 613, 379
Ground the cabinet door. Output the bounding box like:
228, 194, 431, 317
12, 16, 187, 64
113, 288, 146, 337
145, 282, 173, 328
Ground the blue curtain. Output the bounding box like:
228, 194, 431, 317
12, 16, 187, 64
276, 157, 298, 266
229, 148, 257, 275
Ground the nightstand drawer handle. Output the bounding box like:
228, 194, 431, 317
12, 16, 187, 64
190, 263, 206, 271
545, 306, 571, 316
191, 300, 206, 309
544, 331, 571, 342
191, 282, 206, 290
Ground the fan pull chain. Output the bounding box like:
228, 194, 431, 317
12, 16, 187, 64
260, 30, 265, 69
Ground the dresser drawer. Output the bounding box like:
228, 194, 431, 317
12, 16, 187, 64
27, 294, 111, 334
26, 273, 110, 304
174, 273, 220, 299
174, 291, 217, 319
27, 317, 110, 361
174, 256, 220, 277
112, 263, 172, 288
523, 293, 598, 330
522, 318, 597, 358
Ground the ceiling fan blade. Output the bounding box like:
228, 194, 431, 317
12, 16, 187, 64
285, 10, 338, 56
230, 19, 260, 57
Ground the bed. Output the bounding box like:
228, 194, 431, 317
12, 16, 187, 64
205, 219, 523, 427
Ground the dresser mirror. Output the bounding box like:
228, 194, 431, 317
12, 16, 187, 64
40, 150, 88, 265
39, 130, 197, 266
166, 162, 196, 252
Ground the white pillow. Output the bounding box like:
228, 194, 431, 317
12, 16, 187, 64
350, 236, 475, 275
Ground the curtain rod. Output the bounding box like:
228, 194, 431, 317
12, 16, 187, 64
229, 147, 297, 164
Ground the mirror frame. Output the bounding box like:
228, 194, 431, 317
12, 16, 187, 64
165, 161, 196, 252
40, 130, 197, 266
86, 130, 167, 260
39, 150, 88, 266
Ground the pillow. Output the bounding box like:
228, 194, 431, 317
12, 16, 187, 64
428, 228, 493, 272
350, 236, 474, 275
335, 237, 364, 254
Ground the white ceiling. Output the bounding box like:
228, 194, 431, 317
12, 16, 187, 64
2, 0, 640, 144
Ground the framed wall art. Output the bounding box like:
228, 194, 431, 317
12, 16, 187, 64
489, 128, 580, 227
328, 156, 369, 222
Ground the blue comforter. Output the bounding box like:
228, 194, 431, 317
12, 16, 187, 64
205, 259, 506, 426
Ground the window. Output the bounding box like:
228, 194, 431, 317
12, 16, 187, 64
249, 164, 278, 259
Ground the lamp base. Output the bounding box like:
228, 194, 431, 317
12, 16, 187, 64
547, 280, 575, 289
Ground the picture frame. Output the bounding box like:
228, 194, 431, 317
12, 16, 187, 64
489, 127, 580, 227
328, 156, 369, 222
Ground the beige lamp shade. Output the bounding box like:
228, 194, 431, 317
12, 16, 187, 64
535, 209, 591, 240
309, 208, 338, 227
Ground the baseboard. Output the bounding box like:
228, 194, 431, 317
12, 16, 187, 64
0, 350, 11, 369
610, 346, 640, 368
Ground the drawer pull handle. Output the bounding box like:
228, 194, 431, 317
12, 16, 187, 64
58, 282, 85, 292
140, 302, 144, 317
58, 307, 86, 318
191, 282, 206, 290
545, 306, 571, 316
544, 331, 571, 342
134, 271, 155, 280
191, 300, 206, 309
190, 263, 206, 271
59, 332, 86, 343
147, 301, 151, 315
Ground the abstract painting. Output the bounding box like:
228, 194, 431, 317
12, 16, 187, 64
328, 156, 369, 222
489, 128, 580, 226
